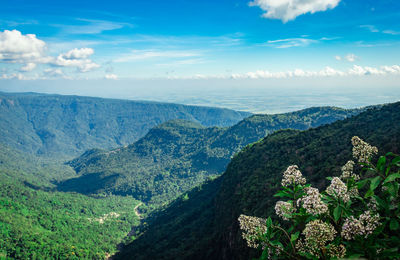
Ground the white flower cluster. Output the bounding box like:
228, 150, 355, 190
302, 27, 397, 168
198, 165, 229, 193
297, 187, 328, 215
238, 214, 267, 249
367, 197, 378, 212
281, 165, 306, 187
296, 220, 345, 258
351, 136, 378, 164
348, 186, 359, 197
340, 160, 360, 180
326, 177, 350, 203
327, 244, 347, 258
275, 201, 295, 221
341, 211, 380, 240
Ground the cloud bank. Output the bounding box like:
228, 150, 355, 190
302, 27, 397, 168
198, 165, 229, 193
0, 30, 100, 75
335, 53, 358, 62
249, 0, 341, 22
231, 65, 400, 79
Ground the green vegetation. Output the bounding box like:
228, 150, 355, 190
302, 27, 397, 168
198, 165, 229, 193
117, 102, 400, 259
0, 143, 76, 187
60, 107, 360, 209
0, 92, 378, 259
239, 137, 400, 259
0, 91, 249, 159
0, 143, 140, 259
0, 176, 140, 259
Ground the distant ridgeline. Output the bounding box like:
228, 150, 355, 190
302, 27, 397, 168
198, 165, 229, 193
115, 102, 400, 260
0, 92, 250, 159
60, 106, 363, 208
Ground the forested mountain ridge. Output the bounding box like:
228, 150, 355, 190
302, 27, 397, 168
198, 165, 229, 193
116, 102, 400, 260
60, 106, 362, 208
0, 91, 250, 158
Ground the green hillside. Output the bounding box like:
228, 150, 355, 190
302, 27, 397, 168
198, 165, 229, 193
116, 102, 400, 259
0, 144, 141, 259
0, 92, 250, 159
59, 107, 361, 208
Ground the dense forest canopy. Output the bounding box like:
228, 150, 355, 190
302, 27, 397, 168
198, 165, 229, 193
0, 92, 249, 159
117, 102, 400, 259
0, 92, 392, 259
59, 106, 362, 209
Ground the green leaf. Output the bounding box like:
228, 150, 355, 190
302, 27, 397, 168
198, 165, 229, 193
383, 173, 400, 185
364, 189, 374, 198
290, 231, 300, 242
347, 254, 364, 259
370, 176, 382, 191
381, 248, 399, 257
390, 219, 399, 231
266, 217, 272, 228
358, 179, 368, 189
377, 156, 386, 171
260, 248, 269, 260
385, 152, 394, 157
269, 240, 284, 249
374, 220, 387, 235
333, 205, 341, 222
373, 195, 387, 210
392, 156, 400, 166
385, 166, 392, 177
387, 182, 399, 197
273, 191, 291, 198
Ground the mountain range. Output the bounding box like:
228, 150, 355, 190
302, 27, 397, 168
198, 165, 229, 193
1, 91, 392, 259
0, 92, 249, 159
116, 102, 400, 259
59, 106, 362, 208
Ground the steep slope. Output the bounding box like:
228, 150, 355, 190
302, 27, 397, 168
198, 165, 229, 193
0, 92, 250, 158
0, 143, 76, 186
60, 107, 361, 208
117, 102, 400, 260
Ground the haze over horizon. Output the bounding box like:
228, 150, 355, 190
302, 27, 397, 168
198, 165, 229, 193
0, 0, 399, 112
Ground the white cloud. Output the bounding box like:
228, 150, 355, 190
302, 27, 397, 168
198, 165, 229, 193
382, 30, 400, 35
249, 0, 341, 23
156, 58, 206, 67
348, 65, 387, 76
0, 30, 50, 64
360, 25, 379, 33
360, 25, 400, 35
54, 47, 100, 72
335, 54, 358, 62
20, 62, 37, 72
61, 48, 94, 59
231, 65, 400, 79
319, 66, 345, 76
43, 68, 65, 78
381, 65, 400, 74
264, 37, 320, 48
1, 72, 38, 80
345, 53, 358, 62
58, 19, 133, 35
0, 30, 100, 74
114, 50, 201, 63
105, 73, 118, 80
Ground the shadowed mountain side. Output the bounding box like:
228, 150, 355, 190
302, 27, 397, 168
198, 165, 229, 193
59, 106, 363, 208
116, 102, 400, 260
0, 92, 250, 159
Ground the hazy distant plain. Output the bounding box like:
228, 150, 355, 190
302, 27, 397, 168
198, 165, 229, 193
1, 79, 399, 114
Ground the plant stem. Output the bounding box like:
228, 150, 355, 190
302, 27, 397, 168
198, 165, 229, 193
274, 224, 297, 255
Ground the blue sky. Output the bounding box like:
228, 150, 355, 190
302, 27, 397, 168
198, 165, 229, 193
0, 0, 399, 86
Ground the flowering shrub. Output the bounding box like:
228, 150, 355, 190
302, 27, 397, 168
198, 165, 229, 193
238, 136, 400, 259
